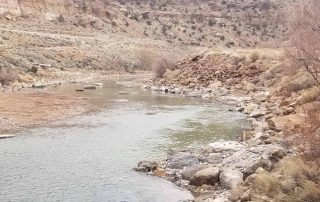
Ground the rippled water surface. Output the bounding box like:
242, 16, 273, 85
0, 81, 249, 202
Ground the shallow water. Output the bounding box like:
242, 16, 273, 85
0, 81, 249, 202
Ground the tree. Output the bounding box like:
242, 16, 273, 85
288, 0, 320, 87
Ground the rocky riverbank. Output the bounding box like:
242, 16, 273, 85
135, 49, 320, 202
135, 81, 293, 201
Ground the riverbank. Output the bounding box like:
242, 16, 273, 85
133, 51, 317, 201
0, 69, 152, 133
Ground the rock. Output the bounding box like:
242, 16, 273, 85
240, 190, 251, 201
182, 164, 210, 180
160, 86, 169, 92
219, 169, 244, 189
249, 109, 265, 118
154, 168, 166, 177
84, 85, 97, 90
241, 131, 255, 141
261, 146, 286, 163
32, 82, 47, 88
134, 160, 158, 172
210, 141, 245, 152
151, 86, 160, 91
190, 167, 220, 186
169, 152, 200, 169
0, 134, 15, 139
243, 103, 259, 114
205, 153, 223, 164
268, 114, 305, 131
93, 83, 103, 86
118, 91, 129, 95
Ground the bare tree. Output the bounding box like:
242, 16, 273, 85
287, 0, 320, 87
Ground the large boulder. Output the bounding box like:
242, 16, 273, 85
219, 169, 244, 189
190, 167, 220, 186
267, 114, 305, 131
181, 164, 210, 180
169, 152, 200, 169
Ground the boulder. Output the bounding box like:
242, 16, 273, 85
205, 153, 223, 164
267, 114, 305, 131
169, 152, 200, 169
219, 169, 244, 189
243, 103, 259, 114
249, 109, 266, 118
182, 164, 210, 180
190, 167, 220, 186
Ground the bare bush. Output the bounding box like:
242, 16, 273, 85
0, 68, 17, 86
152, 55, 175, 78
297, 106, 320, 160
287, 0, 320, 87
135, 49, 155, 70
250, 51, 260, 62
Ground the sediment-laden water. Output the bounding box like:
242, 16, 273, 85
0, 81, 249, 202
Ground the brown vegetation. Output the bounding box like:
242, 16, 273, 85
287, 0, 320, 87
0, 68, 17, 86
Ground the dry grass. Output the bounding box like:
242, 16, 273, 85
299, 86, 320, 104
250, 51, 260, 62
250, 156, 320, 202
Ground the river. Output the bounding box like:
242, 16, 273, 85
0, 81, 249, 202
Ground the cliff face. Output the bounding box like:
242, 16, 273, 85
0, 0, 108, 17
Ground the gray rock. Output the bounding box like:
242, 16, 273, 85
206, 153, 223, 164
32, 82, 47, 88
118, 91, 129, 95
249, 109, 266, 118
134, 160, 158, 172
190, 167, 220, 186
181, 164, 210, 180
219, 169, 243, 189
151, 86, 160, 91
169, 152, 200, 169
0, 134, 15, 139
84, 85, 97, 90
93, 83, 103, 87
210, 141, 245, 152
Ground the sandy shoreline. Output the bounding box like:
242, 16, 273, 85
0, 70, 152, 134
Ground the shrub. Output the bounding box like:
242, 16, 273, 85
0, 68, 16, 86
152, 56, 175, 78
250, 51, 260, 62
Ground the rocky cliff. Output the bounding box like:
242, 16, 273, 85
0, 0, 108, 18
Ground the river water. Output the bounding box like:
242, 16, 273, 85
0, 81, 249, 202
